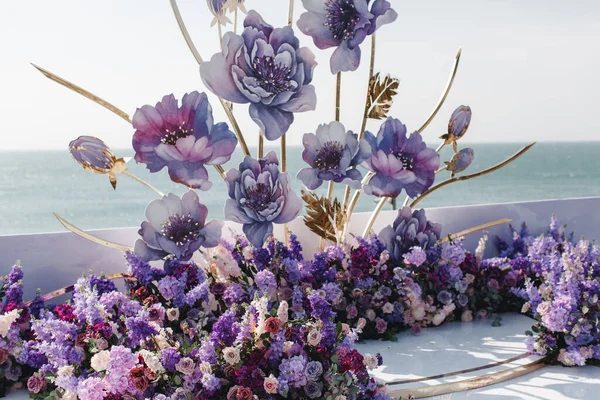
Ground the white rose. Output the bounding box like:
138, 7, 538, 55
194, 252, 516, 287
363, 354, 379, 370
57, 366, 74, 378
432, 313, 446, 326
199, 361, 212, 374
0, 309, 19, 337
277, 301, 289, 324
139, 350, 165, 374
90, 350, 110, 372
412, 305, 426, 321
382, 302, 394, 314
223, 347, 241, 365
307, 329, 322, 346
166, 308, 180, 321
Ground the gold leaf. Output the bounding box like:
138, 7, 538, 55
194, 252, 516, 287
366, 72, 400, 120
301, 190, 346, 242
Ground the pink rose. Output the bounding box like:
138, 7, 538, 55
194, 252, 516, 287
461, 310, 473, 322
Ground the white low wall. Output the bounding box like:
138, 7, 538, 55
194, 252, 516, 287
2, 196, 600, 300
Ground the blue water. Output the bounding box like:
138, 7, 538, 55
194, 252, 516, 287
0, 142, 598, 235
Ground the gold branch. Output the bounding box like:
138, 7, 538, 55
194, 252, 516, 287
121, 171, 165, 197
437, 218, 513, 244
169, 0, 250, 156
410, 142, 536, 208
53, 213, 133, 252
362, 197, 389, 237
417, 48, 462, 134
31, 64, 131, 123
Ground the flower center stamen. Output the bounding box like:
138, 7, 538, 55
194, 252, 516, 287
324, 0, 361, 40
160, 213, 201, 247
253, 56, 293, 95
161, 123, 193, 145
393, 152, 413, 170
245, 183, 273, 212
315, 141, 344, 170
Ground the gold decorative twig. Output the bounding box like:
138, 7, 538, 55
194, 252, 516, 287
341, 171, 375, 238
169, 0, 250, 156
335, 72, 342, 121
288, 0, 295, 26
437, 218, 513, 244
302, 190, 346, 243
282, 0, 295, 242
362, 197, 389, 237
169, 0, 204, 64
258, 133, 264, 158
364, 73, 400, 120
53, 213, 133, 252
410, 142, 536, 208
417, 48, 462, 134
31, 64, 131, 123
121, 171, 165, 197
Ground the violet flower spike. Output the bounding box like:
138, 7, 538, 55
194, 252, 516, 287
200, 10, 317, 141
298, 0, 397, 74
362, 118, 440, 198
378, 207, 442, 263
224, 151, 302, 247
446, 148, 474, 177
135, 191, 223, 261
132, 91, 237, 190
297, 121, 371, 190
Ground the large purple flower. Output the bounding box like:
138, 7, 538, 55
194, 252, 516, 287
200, 11, 317, 141
362, 118, 440, 198
132, 91, 237, 190
135, 191, 223, 261
224, 151, 302, 247
297, 121, 370, 190
378, 207, 442, 263
298, 0, 397, 74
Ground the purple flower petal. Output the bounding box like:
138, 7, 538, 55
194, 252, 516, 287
249, 103, 294, 141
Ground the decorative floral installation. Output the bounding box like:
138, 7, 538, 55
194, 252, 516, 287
20, 0, 555, 398
201, 10, 317, 141
298, 0, 398, 74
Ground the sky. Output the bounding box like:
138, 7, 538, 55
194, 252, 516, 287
1, 0, 599, 151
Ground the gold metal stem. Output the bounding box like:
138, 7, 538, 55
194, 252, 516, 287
31, 64, 131, 123
341, 171, 374, 238
53, 213, 134, 252
258, 132, 265, 158
217, 23, 223, 49
234, 8, 238, 34
417, 48, 462, 134
342, 34, 376, 214
170, 0, 250, 156
362, 197, 389, 237
288, 0, 294, 26
121, 171, 165, 197
437, 218, 513, 244
436, 142, 446, 153
359, 33, 376, 140
410, 142, 536, 208
213, 164, 226, 180
335, 72, 342, 121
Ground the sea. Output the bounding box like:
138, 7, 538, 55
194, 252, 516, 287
0, 142, 598, 236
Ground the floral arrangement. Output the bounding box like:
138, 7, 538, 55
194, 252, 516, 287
6, 0, 594, 398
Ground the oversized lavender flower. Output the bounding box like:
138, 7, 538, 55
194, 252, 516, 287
297, 121, 370, 190
132, 91, 237, 190
135, 191, 223, 261
224, 151, 302, 247
69, 136, 128, 189
297, 0, 397, 74
441, 105, 472, 150
445, 148, 474, 177
379, 207, 442, 263
200, 11, 317, 141
362, 118, 440, 198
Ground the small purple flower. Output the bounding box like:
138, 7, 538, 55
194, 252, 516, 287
445, 148, 474, 177
132, 91, 237, 190
402, 247, 427, 267
207, 0, 230, 26
441, 105, 472, 150
362, 118, 440, 198
297, 121, 370, 190
437, 290, 452, 305
379, 207, 442, 263
201, 11, 317, 141
298, 0, 397, 74
225, 151, 302, 247
135, 191, 223, 261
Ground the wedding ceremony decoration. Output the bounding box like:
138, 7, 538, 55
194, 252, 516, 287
4, 0, 595, 399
